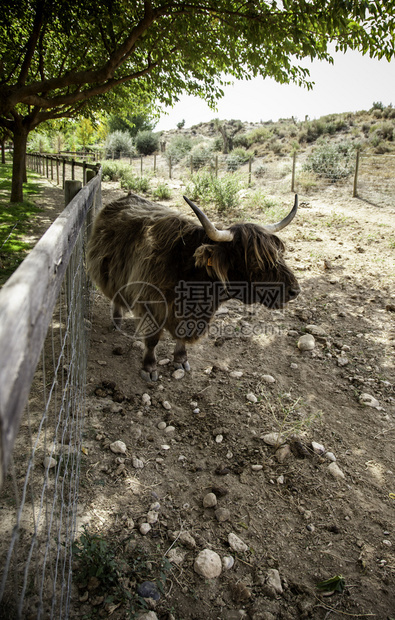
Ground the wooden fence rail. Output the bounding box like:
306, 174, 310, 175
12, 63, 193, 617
0, 170, 101, 486
27, 152, 100, 189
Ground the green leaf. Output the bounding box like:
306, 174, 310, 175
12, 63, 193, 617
316, 575, 346, 593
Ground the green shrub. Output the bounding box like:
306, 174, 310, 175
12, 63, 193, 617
245, 126, 272, 145
105, 130, 135, 157
135, 130, 159, 155
101, 160, 133, 181
226, 148, 253, 171
121, 172, 151, 193
152, 182, 172, 200
165, 135, 193, 163
186, 171, 246, 212
304, 140, 355, 182
190, 142, 215, 170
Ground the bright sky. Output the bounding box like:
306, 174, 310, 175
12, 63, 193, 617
156, 48, 395, 131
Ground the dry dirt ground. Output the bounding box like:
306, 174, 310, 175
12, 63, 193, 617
18, 176, 395, 619
72, 178, 395, 620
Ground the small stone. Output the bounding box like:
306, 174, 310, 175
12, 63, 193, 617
215, 434, 223, 443
266, 568, 283, 594
160, 444, 170, 450
262, 375, 275, 383
222, 555, 234, 570
311, 441, 325, 455
247, 392, 258, 403
142, 393, 151, 406
298, 334, 315, 351
325, 452, 336, 462
228, 532, 249, 553
162, 400, 172, 410
262, 432, 284, 447
43, 457, 57, 469
328, 462, 345, 480
146, 511, 159, 524
306, 324, 327, 337
167, 548, 187, 565
277, 475, 285, 484
137, 581, 161, 601
382, 540, 392, 547
139, 523, 151, 535
359, 393, 380, 409
132, 456, 144, 469
179, 531, 196, 549
164, 425, 175, 434
158, 358, 171, 365
290, 363, 298, 369
215, 507, 231, 522
157, 421, 167, 430
275, 445, 291, 463
203, 492, 217, 508
337, 356, 349, 367
230, 371, 243, 378
251, 464, 263, 471
110, 440, 127, 454
172, 369, 185, 380
135, 612, 158, 620
194, 549, 222, 579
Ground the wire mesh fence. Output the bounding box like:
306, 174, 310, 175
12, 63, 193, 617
0, 172, 101, 619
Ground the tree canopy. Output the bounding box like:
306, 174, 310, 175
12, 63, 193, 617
1, 0, 394, 201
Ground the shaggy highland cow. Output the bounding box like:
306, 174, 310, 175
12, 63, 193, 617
87, 193, 300, 380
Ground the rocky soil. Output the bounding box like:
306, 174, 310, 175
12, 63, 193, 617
74, 179, 395, 619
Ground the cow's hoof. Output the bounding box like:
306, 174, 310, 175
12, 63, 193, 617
174, 361, 190, 372
140, 369, 158, 382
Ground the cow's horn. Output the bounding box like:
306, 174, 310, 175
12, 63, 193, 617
263, 194, 298, 233
183, 196, 234, 242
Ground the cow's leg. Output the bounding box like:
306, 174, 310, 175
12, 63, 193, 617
141, 332, 162, 382
111, 302, 123, 329
173, 338, 190, 372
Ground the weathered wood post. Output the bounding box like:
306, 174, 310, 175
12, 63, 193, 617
154, 153, 156, 175
62, 157, 66, 188
169, 156, 172, 179
291, 151, 297, 193
86, 170, 96, 240
353, 149, 360, 198
140, 156, 143, 177
215, 155, 218, 177
56, 157, 60, 185
248, 157, 252, 185
64, 180, 82, 312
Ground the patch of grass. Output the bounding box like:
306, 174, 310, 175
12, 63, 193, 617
186, 171, 247, 212
0, 161, 44, 285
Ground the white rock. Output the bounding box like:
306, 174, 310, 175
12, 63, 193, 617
167, 548, 187, 565
146, 510, 159, 524
164, 425, 175, 434
150, 502, 161, 512
132, 456, 144, 469
228, 532, 249, 553
142, 393, 151, 406
172, 368, 185, 380
139, 522, 151, 535
222, 556, 235, 570
162, 400, 172, 410
157, 421, 167, 430
194, 549, 222, 579
337, 356, 349, 367
230, 371, 243, 379
290, 363, 298, 369
136, 612, 159, 620
359, 393, 380, 409
266, 568, 283, 594
251, 464, 263, 471
262, 432, 284, 447
325, 452, 336, 462
306, 324, 327, 337
43, 457, 57, 469
158, 358, 171, 366
297, 334, 316, 351
311, 441, 325, 455
160, 444, 170, 450
262, 375, 275, 383
247, 392, 258, 403
328, 462, 345, 480
215, 434, 223, 443
110, 440, 127, 454
277, 475, 285, 484
203, 492, 217, 508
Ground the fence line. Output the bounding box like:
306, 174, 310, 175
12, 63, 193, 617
27, 153, 99, 189
28, 149, 394, 208
0, 169, 102, 618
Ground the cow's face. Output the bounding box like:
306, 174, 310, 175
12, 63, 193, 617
194, 226, 300, 308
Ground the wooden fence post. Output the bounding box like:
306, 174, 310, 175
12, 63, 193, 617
154, 153, 156, 174
353, 149, 360, 198
248, 157, 252, 185
140, 156, 143, 177
64, 180, 82, 206
215, 155, 218, 177
62, 158, 66, 188
169, 156, 172, 179
291, 151, 297, 193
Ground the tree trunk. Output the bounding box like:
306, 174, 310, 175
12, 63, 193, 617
1, 139, 5, 164
11, 127, 29, 203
